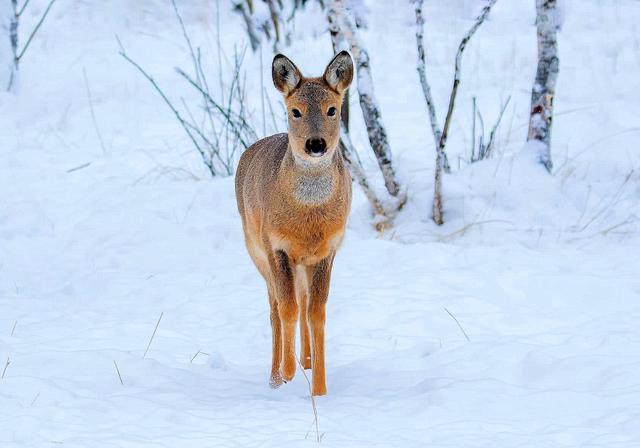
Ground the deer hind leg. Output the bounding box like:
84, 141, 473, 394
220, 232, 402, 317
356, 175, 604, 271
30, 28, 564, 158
307, 252, 335, 396
271, 249, 298, 382
295, 266, 312, 370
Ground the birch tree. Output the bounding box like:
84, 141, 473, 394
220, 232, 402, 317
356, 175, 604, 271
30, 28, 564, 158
327, 0, 402, 199
413, 0, 498, 225
528, 0, 560, 173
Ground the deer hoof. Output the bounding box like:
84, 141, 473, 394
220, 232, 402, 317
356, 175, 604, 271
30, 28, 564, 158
269, 372, 284, 389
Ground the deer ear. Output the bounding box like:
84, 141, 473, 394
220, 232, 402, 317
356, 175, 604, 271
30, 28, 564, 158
323, 51, 353, 93
272, 54, 302, 95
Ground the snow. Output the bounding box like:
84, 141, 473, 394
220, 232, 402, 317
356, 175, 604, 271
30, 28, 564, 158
1, 0, 639, 446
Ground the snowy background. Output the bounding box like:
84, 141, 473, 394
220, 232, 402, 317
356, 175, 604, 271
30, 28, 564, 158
1, 0, 640, 446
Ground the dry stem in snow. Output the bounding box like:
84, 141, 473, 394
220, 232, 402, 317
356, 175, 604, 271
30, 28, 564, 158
413, 0, 498, 225
119, 1, 257, 177
528, 0, 561, 173
327, 0, 402, 199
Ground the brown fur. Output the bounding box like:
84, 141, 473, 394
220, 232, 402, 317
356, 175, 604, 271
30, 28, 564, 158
235, 52, 353, 396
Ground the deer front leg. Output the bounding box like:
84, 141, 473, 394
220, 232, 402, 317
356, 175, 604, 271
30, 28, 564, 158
296, 272, 312, 370
271, 249, 298, 382
268, 287, 284, 388
307, 253, 335, 396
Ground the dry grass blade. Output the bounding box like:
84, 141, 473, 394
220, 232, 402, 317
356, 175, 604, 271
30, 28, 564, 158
66, 162, 91, 173
2, 357, 10, 379
438, 219, 512, 242
190, 350, 210, 363
143, 312, 164, 358
113, 360, 124, 386
83, 67, 107, 155
444, 308, 470, 342
296, 356, 320, 444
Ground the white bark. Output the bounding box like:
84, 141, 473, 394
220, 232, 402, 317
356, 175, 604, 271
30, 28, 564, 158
4, 0, 17, 92
528, 0, 560, 173
327, 0, 401, 198
339, 127, 386, 219
413, 0, 441, 154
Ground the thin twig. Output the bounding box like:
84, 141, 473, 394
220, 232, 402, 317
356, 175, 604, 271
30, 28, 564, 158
143, 312, 164, 358
117, 37, 216, 175
444, 308, 470, 342
176, 67, 256, 148
18, 0, 32, 17
16, 0, 57, 62
11, 320, 17, 336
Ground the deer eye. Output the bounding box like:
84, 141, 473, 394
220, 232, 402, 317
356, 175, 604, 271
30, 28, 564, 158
292, 108, 302, 118
327, 107, 337, 117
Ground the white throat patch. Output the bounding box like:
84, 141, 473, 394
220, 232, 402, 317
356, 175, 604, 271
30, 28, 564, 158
294, 173, 334, 205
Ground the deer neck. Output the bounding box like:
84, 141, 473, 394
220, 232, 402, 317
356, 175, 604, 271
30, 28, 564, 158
282, 145, 339, 206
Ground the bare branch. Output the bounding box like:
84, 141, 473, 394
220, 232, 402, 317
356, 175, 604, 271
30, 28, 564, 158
16, 0, 57, 62
429, 0, 499, 225
17, 0, 32, 18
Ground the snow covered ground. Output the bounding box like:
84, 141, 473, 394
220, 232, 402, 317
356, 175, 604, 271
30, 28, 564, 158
1, 0, 639, 446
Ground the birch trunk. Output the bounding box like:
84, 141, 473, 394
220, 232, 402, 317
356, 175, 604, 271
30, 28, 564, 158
528, 0, 560, 173
327, 0, 401, 198
339, 127, 386, 220
325, 9, 391, 223
5, 0, 18, 92
413, 0, 441, 153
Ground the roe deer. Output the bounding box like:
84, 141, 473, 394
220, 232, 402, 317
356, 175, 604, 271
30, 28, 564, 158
235, 51, 354, 396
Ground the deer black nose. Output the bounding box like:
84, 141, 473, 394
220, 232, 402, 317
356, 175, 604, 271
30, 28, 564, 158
305, 138, 327, 157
